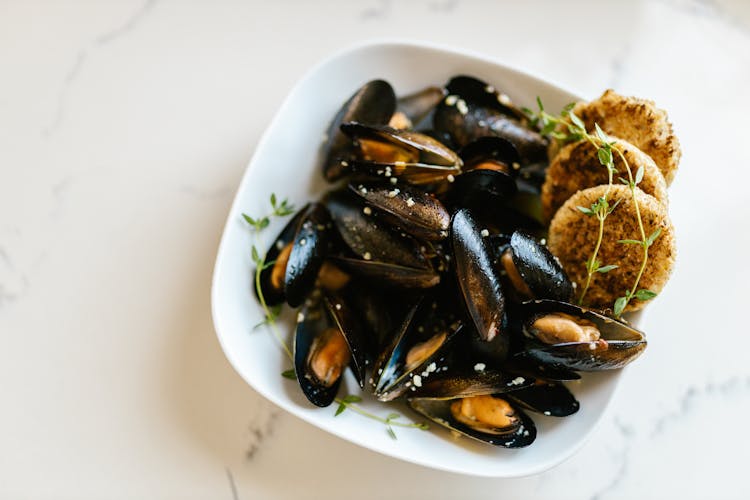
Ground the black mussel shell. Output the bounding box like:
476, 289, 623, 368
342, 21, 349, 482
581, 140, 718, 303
256, 204, 309, 306
499, 230, 573, 303
519, 300, 647, 371
330, 257, 440, 289
326, 190, 430, 270
502, 355, 581, 383
408, 368, 534, 400
451, 209, 508, 351
444, 76, 527, 121
394, 86, 446, 129
433, 76, 548, 164
349, 182, 450, 241
285, 203, 332, 307
323, 80, 396, 182
408, 395, 537, 447
506, 382, 580, 417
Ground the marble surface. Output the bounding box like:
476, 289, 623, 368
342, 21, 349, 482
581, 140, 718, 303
2, 0, 749, 498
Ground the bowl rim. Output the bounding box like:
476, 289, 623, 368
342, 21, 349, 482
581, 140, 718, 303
210, 38, 627, 478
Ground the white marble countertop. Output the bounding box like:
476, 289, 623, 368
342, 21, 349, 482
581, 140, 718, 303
2, 0, 749, 498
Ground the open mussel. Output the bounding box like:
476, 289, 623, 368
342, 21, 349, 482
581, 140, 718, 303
322, 80, 396, 182
408, 394, 536, 447
370, 293, 463, 401
492, 230, 573, 303
293, 290, 367, 407
517, 300, 647, 371
433, 75, 548, 164
341, 123, 462, 185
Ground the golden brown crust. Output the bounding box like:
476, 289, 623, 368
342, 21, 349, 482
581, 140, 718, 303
569, 90, 680, 185
541, 137, 668, 222
547, 185, 676, 312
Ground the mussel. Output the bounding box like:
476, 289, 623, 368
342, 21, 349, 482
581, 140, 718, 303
408, 394, 536, 447
341, 123, 463, 185
322, 80, 396, 182
293, 290, 367, 407
492, 230, 573, 303
433, 75, 548, 164
518, 300, 647, 371
451, 209, 508, 350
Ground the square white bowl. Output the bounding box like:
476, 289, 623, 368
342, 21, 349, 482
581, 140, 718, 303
211, 40, 622, 477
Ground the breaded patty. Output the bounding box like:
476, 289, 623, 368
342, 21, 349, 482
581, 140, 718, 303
548, 184, 675, 312
541, 137, 668, 222
568, 90, 681, 185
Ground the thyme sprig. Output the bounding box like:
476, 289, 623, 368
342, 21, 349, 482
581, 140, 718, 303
334, 395, 429, 440
525, 99, 660, 316
243, 193, 296, 362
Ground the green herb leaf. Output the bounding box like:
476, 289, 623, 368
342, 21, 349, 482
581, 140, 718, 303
387, 413, 401, 421
646, 227, 662, 246
577, 205, 595, 216
613, 296, 628, 317
569, 111, 585, 130
261, 259, 277, 270
561, 102, 576, 116
281, 369, 296, 379
597, 264, 619, 273
334, 402, 346, 416
635, 289, 658, 301
251, 245, 260, 263
536, 96, 544, 112
258, 217, 270, 229
343, 395, 362, 404
619, 177, 630, 185
242, 213, 257, 226
417, 422, 430, 430
597, 147, 613, 168
635, 166, 644, 185
270, 193, 277, 209
618, 239, 643, 246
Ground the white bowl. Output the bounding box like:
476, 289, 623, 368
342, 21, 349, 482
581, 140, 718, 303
211, 40, 621, 477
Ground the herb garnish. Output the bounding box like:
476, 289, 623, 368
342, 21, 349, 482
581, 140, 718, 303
243, 193, 297, 362
244, 196, 429, 437
524, 100, 660, 316
334, 395, 429, 440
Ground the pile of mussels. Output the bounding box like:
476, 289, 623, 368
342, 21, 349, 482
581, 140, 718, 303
255, 76, 647, 448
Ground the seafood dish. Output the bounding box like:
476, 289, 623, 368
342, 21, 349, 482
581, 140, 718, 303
244, 74, 679, 449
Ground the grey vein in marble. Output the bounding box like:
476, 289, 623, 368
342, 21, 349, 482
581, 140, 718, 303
246, 408, 280, 460
43, 0, 158, 137
650, 376, 750, 438
226, 467, 239, 500
361, 0, 392, 21
94, 0, 157, 46
587, 417, 635, 500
